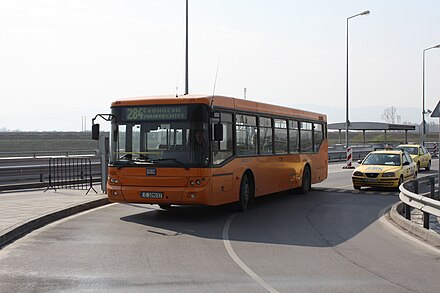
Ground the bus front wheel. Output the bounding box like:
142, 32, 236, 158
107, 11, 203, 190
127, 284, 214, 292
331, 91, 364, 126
159, 204, 172, 210
235, 175, 251, 212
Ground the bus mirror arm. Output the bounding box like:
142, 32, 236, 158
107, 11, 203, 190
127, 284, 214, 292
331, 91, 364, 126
91, 113, 117, 141
213, 123, 223, 141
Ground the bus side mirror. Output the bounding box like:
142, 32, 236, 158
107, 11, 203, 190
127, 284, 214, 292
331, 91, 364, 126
92, 124, 100, 140
213, 123, 223, 141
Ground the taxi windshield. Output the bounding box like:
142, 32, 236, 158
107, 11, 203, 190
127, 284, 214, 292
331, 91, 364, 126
363, 153, 401, 166
397, 147, 418, 155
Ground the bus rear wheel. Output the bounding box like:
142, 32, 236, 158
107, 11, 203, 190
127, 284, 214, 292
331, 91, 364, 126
299, 166, 311, 194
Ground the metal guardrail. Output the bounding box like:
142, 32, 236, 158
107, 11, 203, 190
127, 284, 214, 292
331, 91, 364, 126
0, 150, 97, 158
399, 175, 440, 229
45, 158, 97, 195
328, 143, 439, 162
0, 153, 101, 192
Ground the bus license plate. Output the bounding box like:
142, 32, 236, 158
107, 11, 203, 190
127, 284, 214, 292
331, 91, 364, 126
140, 192, 163, 199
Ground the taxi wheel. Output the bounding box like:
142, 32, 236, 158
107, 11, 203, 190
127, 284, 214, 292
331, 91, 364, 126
353, 185, 361, 190
426, 160, 431, 171
414, 171, 418, 179
397, 176, 403, 188
417, 162, 420, 171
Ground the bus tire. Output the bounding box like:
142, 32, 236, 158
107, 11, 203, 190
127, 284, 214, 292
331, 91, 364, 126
299, 166, 311, 194
159, 204, 172, 210
235, 174, 251, 212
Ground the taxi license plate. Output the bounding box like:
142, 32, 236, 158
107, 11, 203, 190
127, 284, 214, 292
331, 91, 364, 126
364, 178, 378, 182
140, 192, 163, 199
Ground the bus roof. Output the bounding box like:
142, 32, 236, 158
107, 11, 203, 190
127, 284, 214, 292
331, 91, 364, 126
111, 95, 327, 122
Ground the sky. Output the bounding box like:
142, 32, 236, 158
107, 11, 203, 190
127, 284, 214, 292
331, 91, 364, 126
0, 0, 440, 131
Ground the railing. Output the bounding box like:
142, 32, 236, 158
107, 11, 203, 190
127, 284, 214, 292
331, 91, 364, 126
45, 158, 97, 195
0, 150, 98, 158
0, 152, 101, 192
399, 175, 440, 229
328, 142, 439, 162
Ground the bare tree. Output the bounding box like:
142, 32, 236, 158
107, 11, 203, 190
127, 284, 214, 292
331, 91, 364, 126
381, 106, 398, 124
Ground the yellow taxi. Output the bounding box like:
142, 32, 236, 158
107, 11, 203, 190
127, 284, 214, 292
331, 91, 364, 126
395, 144, 431, 171
352, 150, 417, 190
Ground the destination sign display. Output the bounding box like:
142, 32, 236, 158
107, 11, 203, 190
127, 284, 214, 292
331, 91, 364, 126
122, 106, 188, 121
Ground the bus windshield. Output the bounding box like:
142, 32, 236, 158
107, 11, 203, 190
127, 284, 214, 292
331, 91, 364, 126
110, 104, 209, 167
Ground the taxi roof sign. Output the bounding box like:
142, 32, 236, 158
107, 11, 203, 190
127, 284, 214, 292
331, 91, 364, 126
431, 100, 440, 118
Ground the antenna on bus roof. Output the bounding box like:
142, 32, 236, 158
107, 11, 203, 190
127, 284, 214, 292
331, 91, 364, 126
176, 72, 179, 97
210, 54, 221, 110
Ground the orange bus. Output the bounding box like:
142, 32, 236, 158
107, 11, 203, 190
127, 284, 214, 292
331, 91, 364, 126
102, 95, 327, 211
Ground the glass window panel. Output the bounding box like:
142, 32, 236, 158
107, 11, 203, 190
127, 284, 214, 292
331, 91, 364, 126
274, 128, 288, 154
259, 117, 272, 127
289, 120, 298, 129
301, 129, 313, 152
289, 129, 299, 153
275, 119, 287, 129
259, 127, 273, 154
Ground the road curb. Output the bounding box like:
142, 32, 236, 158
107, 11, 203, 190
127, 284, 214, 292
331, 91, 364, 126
389, 202, 440, 249
0, 197, 110, 249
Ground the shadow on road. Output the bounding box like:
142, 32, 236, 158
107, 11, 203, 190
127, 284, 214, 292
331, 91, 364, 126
120, 190, 398, 248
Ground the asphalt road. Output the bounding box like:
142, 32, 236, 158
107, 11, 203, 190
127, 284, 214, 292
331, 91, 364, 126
1, 163, 440, 292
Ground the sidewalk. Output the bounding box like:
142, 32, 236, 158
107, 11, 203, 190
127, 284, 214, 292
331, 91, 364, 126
0, 187, 109, 248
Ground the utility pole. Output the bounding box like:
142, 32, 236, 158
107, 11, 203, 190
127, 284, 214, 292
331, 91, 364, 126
185, 0, 189, 95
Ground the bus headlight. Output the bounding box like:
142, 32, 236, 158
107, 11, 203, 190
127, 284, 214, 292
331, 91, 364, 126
109, 177, 119, 184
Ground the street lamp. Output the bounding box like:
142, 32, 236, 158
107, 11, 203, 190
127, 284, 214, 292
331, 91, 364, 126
185, 0, 189, 95
422, 44, 440, 145
345, 10, 370, 168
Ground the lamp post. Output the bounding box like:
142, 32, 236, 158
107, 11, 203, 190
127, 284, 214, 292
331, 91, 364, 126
422, 44, 440, 145
345, 10, 370, 168
185, 0, 189, 95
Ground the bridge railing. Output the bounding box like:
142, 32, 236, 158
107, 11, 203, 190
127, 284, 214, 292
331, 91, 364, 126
399, 175, 440, 230
0, 152, 101, 192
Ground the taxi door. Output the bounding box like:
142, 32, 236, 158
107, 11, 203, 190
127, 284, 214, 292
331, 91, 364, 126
402, 153, 415, 180
419, 146, 429, 167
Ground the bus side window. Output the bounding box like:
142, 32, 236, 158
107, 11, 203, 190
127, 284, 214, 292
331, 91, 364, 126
313, 123, 324, 152
300, 122, 313, 153
236, 114, 257, 156
289, 120, 299, 153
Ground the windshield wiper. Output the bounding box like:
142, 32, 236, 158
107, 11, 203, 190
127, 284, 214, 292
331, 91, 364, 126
116, 158, 153, 169
152, 158, 184, 166
116, 159, 134, 169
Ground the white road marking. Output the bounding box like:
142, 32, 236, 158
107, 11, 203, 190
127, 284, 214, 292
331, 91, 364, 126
222, 214, 280, 293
